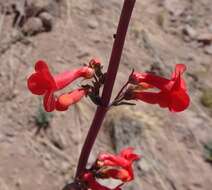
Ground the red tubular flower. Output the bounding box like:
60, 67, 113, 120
55, 88, 88, 111
82, 172, 122, 190
27, 60, 94, 112
97, 147, 140, 182
128, 64, 190, 112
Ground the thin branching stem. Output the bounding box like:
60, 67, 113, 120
113, 81, 129, 103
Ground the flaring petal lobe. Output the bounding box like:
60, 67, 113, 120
169, 90, 190, 112
172, 64, 186, 79
27, 73, 46, 95
35, 60, 49, 71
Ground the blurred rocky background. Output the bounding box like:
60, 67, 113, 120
0, 0, 212, 190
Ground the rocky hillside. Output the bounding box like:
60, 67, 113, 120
0, 0, 212, 190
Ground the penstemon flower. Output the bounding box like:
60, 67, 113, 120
27, 60, 94, 112
126, 64, 190, 112
55, 88, 88, 111
79, 147, 140, 190
96, 147, 140, 182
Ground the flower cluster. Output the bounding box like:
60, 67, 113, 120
27, 59, 101, 112
27, 61, 189, 189
28, 61, 189, 113
124, 64, 190, 112
80, 147, 140, 190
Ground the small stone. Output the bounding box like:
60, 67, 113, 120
61, 162, 70, 172
22, 17, 44, 36
187, 53, 195, 61
39, 12, 53, 31
15, 178, 22, 187
204, 45, 212, 55
208, 24, 212, 33
182, 25, 197, 39
13, 89, 19, 96
87, 19, 99, 29
77, 52, 90, 59
29, 0, 50, 10
164, 0, 187, 17
196, 33, 212, 45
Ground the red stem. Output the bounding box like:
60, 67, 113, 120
75, 0, 136, 179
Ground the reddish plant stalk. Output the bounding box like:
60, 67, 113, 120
75, 0, 136, 179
